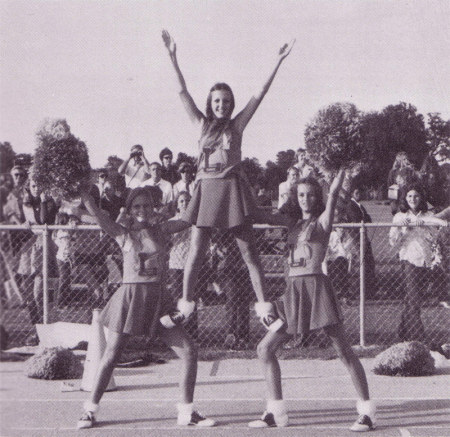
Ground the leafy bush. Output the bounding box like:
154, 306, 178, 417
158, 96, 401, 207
33, 118, 91, 200
25, 347, 83, 380
305, 102, 362, 172
372, 341, 435, 376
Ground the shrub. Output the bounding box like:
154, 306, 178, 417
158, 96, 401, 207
372, 341, 435, 376
25, 347, 83, 380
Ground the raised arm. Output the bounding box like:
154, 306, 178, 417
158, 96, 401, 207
80, 191, 125, 238
162, 30, 203, 125
319, 169, 346, 233
234, 39, 295, 132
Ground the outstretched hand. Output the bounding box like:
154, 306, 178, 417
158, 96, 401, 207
278, 39, 295, 61
162, 29, 176, 55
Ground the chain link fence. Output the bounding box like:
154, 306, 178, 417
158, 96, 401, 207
1, 222, 449, 353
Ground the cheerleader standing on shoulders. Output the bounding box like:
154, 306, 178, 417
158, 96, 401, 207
162, 30, 294, 330
252, 170, 376, 432
77, 187, 216, 429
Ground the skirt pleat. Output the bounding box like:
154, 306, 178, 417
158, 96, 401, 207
276, 274, 343, 335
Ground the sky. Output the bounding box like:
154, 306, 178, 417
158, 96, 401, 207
1, 0, 449, 168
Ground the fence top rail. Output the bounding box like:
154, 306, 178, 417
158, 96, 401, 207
0, 222, 447, 231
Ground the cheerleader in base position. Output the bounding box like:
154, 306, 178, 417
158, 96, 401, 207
162, 30, 294, 331
76, 187, 216, 429
252, 170, 376, 432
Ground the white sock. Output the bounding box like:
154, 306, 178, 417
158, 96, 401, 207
177, 402, 194, 416
266, 399, 287, 417
83, 401, 99, 413
356, 399, 376, 419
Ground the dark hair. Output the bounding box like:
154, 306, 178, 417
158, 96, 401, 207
159, 147, 173, 161
398, 183, 428, 213
206, 83, 235, 120
55, 212, 69, 225
297, 177, 325, 217
125, 187, 154, 213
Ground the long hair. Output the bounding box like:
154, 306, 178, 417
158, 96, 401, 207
297, 177, 325, 218
398, 182, 428, 213
205, 83, 235, 121
125, 187, 154, 214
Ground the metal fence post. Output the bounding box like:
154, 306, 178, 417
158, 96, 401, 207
42, 224, 49, 324
359, 222, 366, 347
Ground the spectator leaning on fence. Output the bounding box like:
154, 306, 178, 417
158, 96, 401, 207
253, 170, 376, 432
389, 183, 448, 343
52, 212, 80, 308
160, 147, 180, 185
118, 144, 151, 189
345, 183, 377, 300
77, 187, 216, 429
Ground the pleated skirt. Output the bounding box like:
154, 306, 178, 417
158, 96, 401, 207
99, 282, 172, 337
276, 274, 343, 335
182, 175, 256, 229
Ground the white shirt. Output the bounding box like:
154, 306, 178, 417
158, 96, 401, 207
125, 163, 150, 189
278, 181, 296, 209
139, 178, 174, 205
389, 211, 436, 268
173, 179, 194, 198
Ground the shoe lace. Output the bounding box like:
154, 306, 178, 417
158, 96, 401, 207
79, 411, 94, 421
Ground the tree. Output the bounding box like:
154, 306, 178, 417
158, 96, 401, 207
359, 102, 427, 189
241, 157, 264, 188
263, 160, 285, 193
0, 142, 16, 174
105, 155, 123, 170
426, 112, 450, 153
275, 149, 296, 174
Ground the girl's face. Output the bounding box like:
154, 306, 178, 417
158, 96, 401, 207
297, 183, 317, 213
406, 190, 422, 212
210, 90, 233, 119
29, 179, 41, 197
287, 169, 299, 184
177, 194, 190, 212
130, 194, 154, 223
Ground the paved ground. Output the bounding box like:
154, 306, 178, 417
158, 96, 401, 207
1, 356, 449, 437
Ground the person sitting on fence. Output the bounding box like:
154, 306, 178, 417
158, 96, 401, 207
52, 212, 80, 308
77, 187, 216, 429
253, 170, 376, 432
389, 183, 448, 343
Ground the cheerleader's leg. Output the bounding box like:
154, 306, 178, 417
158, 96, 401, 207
182, 226, 212, 302
232, 222, 267, 302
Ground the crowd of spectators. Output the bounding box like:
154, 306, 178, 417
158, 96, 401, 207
1, 143, 449, 348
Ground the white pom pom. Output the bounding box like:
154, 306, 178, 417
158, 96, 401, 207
177, 299, 195, 318
254, 302, 274, 318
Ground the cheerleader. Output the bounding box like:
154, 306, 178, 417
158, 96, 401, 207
162, 30, 294, 328
251, 170, 376, 432
76, 187, 215, 429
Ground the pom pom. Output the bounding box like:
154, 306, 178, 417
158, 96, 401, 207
254, 302, 274, 318
33, 118, 91, 200
372, 341, 435, 376
177, 299, 195, 318
305, 102, 362, 173
25, 347, 83, 380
